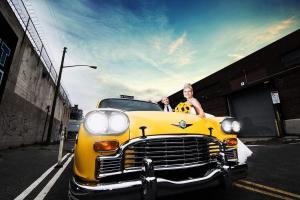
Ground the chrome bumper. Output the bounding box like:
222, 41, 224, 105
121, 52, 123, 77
69, 159, 247, 200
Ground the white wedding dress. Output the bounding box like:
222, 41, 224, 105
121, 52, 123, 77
189, 106, 197, 115
188, 108, 253, 164
237, 138, 253, 164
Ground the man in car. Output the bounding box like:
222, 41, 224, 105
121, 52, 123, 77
162, 97, 173, 112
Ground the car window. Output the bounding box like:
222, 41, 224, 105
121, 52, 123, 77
99, 99, 162, 111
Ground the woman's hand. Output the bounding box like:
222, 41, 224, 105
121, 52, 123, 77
189, 98, 205, 118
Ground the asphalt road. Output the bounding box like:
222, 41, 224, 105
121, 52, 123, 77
0, 140, 300, 200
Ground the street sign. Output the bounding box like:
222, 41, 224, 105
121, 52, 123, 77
271, 91, 280, 104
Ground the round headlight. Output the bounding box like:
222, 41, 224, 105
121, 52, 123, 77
108, 112, 129, 133
221, 120, 232, 133
84, 109, 129, 135
84, 111, 108, 134
232, 121, 241, 132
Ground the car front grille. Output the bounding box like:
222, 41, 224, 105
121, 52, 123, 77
96, 156, 122, 175
96, 136, 229, 178
123, 136, 220, 170
225, 148, 238, 161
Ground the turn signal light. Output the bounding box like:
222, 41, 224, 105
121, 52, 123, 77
94, 141, 119, 152
225, 138, 237, 146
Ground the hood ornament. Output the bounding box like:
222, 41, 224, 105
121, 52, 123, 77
172, 120, 193, 129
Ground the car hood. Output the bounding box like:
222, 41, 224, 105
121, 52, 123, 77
125, 111, 219, 139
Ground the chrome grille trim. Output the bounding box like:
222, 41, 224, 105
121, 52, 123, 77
123, 162, 212, 172
225, 148, 238, 161
96, 135, 227, 178
123, 137, 218, 170
97, 156, 122, 175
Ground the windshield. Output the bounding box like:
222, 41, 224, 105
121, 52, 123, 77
99, 98, 162, 111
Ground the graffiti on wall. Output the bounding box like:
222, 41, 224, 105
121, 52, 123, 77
0, 38, 11, 85
0, 112, 32, 137
0, 12, 18, 103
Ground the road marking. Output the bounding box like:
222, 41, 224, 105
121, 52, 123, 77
33, 154, 74, 200
289, 142, 300, 145
14, 153, 70, 200
247, 145, 264, 147
238, 180, 300, 199
285, 139, 300, 141
234, 183, 294, 200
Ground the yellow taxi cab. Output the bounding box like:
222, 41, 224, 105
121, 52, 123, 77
69, 98, 247, 200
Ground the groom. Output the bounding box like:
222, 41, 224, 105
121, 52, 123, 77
161, 97, 173, 112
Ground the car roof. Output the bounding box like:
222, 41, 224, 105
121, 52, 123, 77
100, 98, 158, 105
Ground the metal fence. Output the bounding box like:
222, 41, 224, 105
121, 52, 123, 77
7, 0, 71, 106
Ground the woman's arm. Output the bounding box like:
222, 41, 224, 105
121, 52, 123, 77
190, 98, 205, 117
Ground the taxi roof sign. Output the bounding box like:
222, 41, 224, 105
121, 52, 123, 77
120, 95, 134, 99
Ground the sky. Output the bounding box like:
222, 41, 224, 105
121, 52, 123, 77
28, 0, 300, 114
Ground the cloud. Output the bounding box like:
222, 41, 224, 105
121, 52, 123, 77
29, 0, 300, 114
153, 38, 162, 50
32, 0, 198, 79
219, 17, 298, 67
168, 32, 187, 55
228, 53, 245, 61
254, 17, 295, 43
95, 74, 165, 103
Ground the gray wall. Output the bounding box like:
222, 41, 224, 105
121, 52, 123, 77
0, 0, 70, 149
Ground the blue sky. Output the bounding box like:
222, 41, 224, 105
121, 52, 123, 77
29, 0, 300, 113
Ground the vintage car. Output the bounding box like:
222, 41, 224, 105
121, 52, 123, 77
69, 98, 247, 200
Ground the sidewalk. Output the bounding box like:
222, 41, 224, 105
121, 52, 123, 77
240, 135, 300, 145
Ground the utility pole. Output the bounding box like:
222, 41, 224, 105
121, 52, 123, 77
46, 47, 67, 144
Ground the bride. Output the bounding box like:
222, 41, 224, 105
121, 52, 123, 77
183, 83, 205, 117
182, 83, 252, 164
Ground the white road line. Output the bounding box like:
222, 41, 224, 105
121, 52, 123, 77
33, 154, 74, 200
248, 142, 300, 146
247, 145, 264, 147
14, 153, 70, 200
289, 142, 300, 145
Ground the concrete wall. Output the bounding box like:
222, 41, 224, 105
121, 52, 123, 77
0, 0, 70, 149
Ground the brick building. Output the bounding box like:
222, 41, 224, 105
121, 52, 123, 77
168, 29, 300, 137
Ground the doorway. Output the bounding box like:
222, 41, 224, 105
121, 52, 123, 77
229, 84, 277, 137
